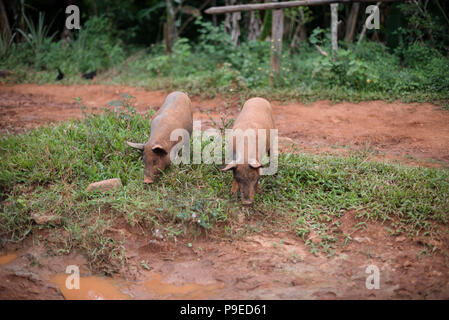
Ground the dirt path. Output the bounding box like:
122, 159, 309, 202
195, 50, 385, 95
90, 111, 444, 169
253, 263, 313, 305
1, 84, 449, 300
1, 84, 449, 167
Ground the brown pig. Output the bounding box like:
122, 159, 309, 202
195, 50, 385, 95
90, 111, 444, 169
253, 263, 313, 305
221, 97, 275, 205
127, 91, 193, 183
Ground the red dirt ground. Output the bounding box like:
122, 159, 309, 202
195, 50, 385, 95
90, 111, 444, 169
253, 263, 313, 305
1, 213, 448, 299
1, 84, 448, 300
1, 84, 449, 166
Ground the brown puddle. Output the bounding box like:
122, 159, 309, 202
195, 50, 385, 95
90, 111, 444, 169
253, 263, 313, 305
50, 272, 223, 300
0, 253, 17, 265
49, 275, 131, 300
141, 272, 224, 299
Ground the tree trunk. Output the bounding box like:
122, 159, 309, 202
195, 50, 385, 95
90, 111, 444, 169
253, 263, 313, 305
212, 0, 217, 26
344, 2, 359, 42
248, 10, 262, 40
225, 0, 241, 46
0, 0, 11, 36
224, 0, 232, 34
358, 1, 380, 45
231, 9, 241, 46
331, 3, 338, 58
270, 9, 284, 83
165, 0, 177, 55
298, 8, 307, 42
290, 7, 307, 51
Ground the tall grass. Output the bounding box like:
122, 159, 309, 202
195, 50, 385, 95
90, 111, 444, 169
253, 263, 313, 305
16, 12, 56, 55
0, 30, 15, 58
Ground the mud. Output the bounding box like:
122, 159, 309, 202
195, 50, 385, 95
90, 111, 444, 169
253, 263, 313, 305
50, 275, 131, 300
0, 253, 17, 265
1, 211, 448, 300
1, 84, 448, 299
1, 84, 449, 167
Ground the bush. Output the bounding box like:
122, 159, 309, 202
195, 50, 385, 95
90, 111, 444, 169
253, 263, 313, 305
1, 15, 125, 77
312, 49, 373, 90
71, 16, 125, 73
1, 14, 448, 101
400, 42, 441, 68
146, 38, 194, 77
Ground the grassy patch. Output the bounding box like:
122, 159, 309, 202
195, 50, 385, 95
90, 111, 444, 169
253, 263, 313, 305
1, 101, 448, 273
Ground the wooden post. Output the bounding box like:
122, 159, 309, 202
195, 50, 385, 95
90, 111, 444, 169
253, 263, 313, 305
344, 2, 360, 42
165, 0, 177, 55
290, 7, 307, 51
270, 9, 284, 84
231, 7, 241, 46
330, 3, 338, 58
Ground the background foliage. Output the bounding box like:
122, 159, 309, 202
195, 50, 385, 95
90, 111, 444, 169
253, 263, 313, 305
1, 0, 448, 101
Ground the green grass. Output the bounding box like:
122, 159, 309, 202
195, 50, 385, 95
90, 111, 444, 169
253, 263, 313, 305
1, 100, 448, 274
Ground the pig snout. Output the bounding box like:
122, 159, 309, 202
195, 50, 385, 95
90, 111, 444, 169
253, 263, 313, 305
143, 176, 154, 184
240, 184, 256, 205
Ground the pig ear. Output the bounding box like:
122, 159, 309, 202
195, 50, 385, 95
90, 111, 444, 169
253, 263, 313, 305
151, 145, 168, 155
249, 159, 263, 169
221, 162, 237, 171
126, 141, 145, 150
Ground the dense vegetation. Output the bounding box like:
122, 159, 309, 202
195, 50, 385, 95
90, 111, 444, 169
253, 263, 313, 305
1, 1, 448, 102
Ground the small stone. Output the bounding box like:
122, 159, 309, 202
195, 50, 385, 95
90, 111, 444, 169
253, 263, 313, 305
86, 178, 122, 192
353, 237, 372, 244
395, 236, 407, 242
31, 213, 61, 225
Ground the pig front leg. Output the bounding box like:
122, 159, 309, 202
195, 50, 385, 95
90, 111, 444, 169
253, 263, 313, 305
231, 178, 239, 194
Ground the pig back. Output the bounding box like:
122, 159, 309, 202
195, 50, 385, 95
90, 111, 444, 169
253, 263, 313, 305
231, 97, 275, 161
148, 92, 193, 150
234, 97, 274, 130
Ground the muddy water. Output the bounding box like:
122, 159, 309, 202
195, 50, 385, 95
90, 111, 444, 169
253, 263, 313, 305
49, 272, 224, 300
50, 275, 131, 300
0, 253, 17, 265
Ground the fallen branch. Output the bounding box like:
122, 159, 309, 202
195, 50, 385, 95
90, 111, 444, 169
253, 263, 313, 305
205, 0, 402, 15
315, 44, 328, 57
